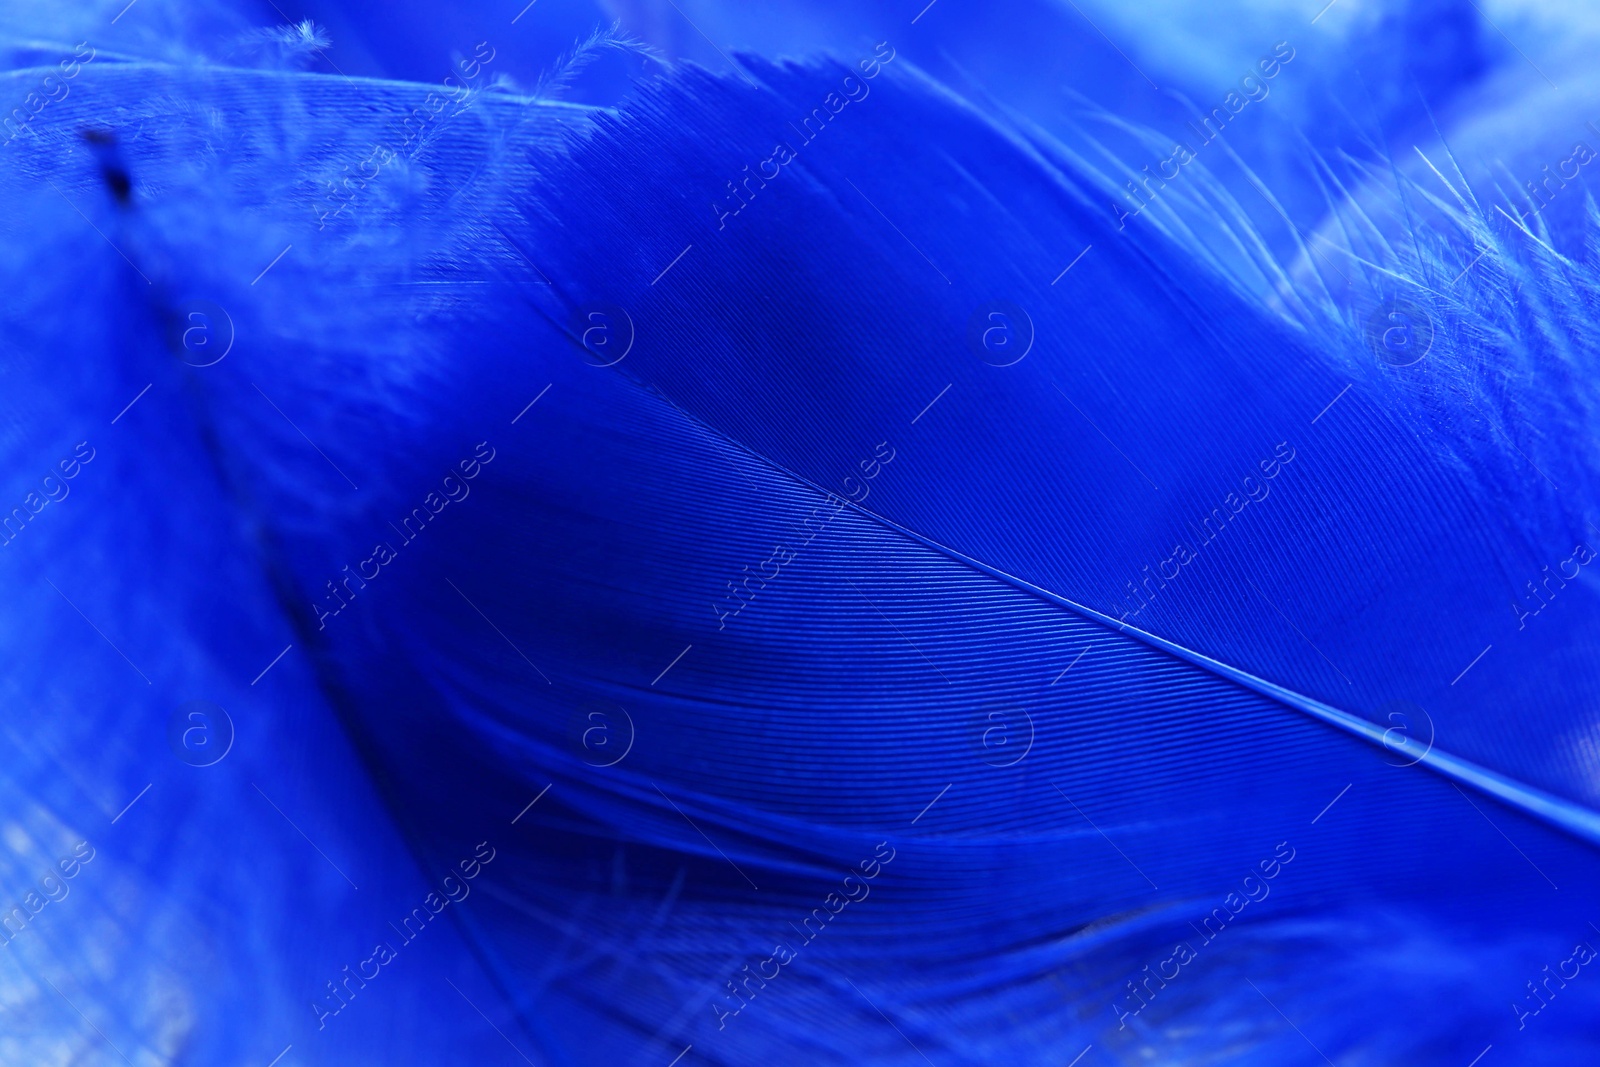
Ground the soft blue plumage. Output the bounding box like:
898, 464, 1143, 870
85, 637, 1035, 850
2, 1, 1599, 1064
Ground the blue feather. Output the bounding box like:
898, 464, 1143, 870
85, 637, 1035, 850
3, 2, 1600, 1064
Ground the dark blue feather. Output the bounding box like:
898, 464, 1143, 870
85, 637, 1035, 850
3, 3, 1600, 1064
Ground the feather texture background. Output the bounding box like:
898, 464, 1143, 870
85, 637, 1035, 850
2, 1, 1599, 1064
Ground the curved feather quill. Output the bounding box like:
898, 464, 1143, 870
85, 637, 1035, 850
2, 3, 1599, 1064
